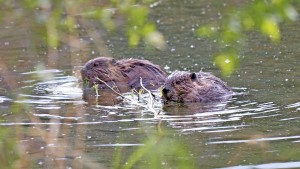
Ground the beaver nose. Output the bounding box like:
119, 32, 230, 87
162, 88, 169, 94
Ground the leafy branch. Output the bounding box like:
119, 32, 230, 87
197, 0, 299, 75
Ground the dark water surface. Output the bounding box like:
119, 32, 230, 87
0, 1, 300, 169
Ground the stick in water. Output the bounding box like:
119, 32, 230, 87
139, 77, 159, 116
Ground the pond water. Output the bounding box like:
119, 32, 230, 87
0, 1, 300, 169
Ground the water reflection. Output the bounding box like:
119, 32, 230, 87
17, 70, 83, 106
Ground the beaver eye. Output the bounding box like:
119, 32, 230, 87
93, 63, 98, 67
190, 73, 197, 80
175, 81, 180, 85
111, 59, 117, 65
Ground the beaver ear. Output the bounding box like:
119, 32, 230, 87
190, 72, 197, 81
111, 59, 117, 65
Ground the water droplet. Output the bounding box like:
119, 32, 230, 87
170, 48, 176, 52
190, 45, 195, 49
164, 65, 170, 70
91, 51, 95, 54
74, 24, 80, 28
38, 160, 44, 165
225, 59, 230, 63
4, 42, 9, 46
285, 79, 289, 82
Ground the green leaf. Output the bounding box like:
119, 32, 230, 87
145, 31, 165, 50
128, 32, 141, 47
101, 9, 116, 31
142, 23, 156, 36
128, 6, 149, 26
260, 16, 280, 42
196, 25, 216, 37
215, 53, 239, 76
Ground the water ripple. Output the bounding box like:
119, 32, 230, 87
208, 135, 300, 144
285, 102, 300, 109
0, 96, 12, 103
182, 125, 247, 132
33, 113, 81, 120
91, 144, 144, 147
21, 69, 62, 75
217, 161, 300, 169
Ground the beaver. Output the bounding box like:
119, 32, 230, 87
162, 71, 233, 103
81, 57, 166, 92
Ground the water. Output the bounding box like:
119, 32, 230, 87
0, 1, 300, 169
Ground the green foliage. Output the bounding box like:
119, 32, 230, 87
113, 129, 197, 169
0, 128, 19, 169
92, 84, 100, 96
103, 0, 165, 49
0, 0, 165, 49
197, 0, 299, 75
215, 52, 239, 76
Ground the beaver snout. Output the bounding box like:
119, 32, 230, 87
162, 87, 170, 103
162, 88, 169, 95
162, 87, 172, 102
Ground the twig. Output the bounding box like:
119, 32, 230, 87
94, 77, 160, 116
139, 77, 159, 116
95, 77, 126, 99
95, 78, 142, 106
104, 73, 121, 94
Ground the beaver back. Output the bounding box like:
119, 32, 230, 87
81, 57, 166, 92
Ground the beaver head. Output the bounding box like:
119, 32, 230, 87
81, 57, 127, 88
162, 71, 232, 103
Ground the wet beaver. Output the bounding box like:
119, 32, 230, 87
81, 57, 166, 92
162, 71, 233, 103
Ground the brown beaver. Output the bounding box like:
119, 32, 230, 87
162, 71, 233, 103
81, 57, 166, 92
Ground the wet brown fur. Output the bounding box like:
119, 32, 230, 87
81, 57, 166, 92
162, 71, 233, 103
